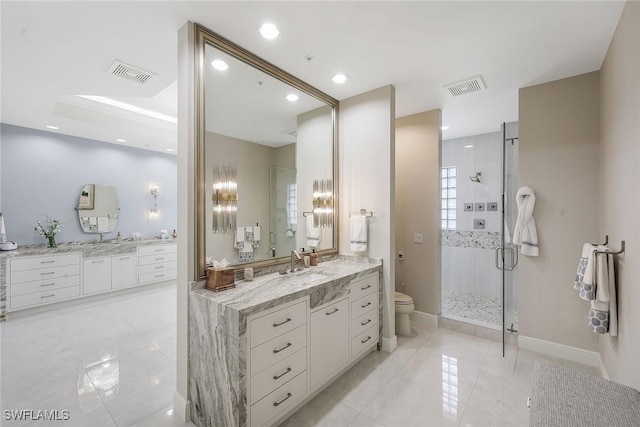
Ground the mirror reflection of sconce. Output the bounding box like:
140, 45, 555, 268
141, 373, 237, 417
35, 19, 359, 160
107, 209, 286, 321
212, 164, 238, 234
149, 184, 159, 217
312, 178, 333, 228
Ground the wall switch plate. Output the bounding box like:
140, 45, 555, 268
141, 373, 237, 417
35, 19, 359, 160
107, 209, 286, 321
397, 251, 404, 260
413, 233, 423, 243
464, 203, 474, 212
475, 202, 485, 211
487, 202, 498, 211
474, 219, 486, 229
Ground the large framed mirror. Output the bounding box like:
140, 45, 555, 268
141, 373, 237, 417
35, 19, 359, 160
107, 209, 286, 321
195, 25, 339, 279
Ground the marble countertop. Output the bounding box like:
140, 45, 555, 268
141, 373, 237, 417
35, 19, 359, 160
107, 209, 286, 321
191, 256, 382, 317
0, 237, 176, 259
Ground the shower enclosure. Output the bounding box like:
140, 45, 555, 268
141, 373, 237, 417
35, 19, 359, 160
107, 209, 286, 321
440, 122, 518, 351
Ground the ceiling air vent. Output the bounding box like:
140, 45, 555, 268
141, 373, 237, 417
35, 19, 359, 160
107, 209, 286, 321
444, 76, 486, 97
107, 60, 156, 85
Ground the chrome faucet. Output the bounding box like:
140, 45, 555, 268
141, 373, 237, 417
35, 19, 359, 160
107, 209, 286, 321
290, 250, 303, 273
99, 232, 104, 243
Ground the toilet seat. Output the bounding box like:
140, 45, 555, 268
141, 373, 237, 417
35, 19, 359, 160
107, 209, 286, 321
395, 291, 413, 305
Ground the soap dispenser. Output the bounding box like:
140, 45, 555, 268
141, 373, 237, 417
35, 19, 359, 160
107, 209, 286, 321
310, 249, 318, 266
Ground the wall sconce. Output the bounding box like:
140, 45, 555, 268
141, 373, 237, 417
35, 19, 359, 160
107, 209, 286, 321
312, 178, 333, 228
212, 164, 238, 234
149, 184, 159, 217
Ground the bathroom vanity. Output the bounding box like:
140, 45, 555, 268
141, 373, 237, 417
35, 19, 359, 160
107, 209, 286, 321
0, 238, 176, 317
189, 256, 382, 427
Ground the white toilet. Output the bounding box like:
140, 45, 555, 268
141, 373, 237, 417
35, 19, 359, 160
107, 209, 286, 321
395, 291, 415, 336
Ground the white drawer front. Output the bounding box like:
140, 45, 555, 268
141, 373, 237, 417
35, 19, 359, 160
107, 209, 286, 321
250, 300, 307, 348
138, 244, 177, 257
139, 269, 177, 285
250, 347, 306, 405
138, 252, 177, 266
351, 324, 379, 358
251, 325, 306, 376
11, 285, 80, 310
351, 308, 378, 338
11, 274, 80, 296
11, 264, 80, 285
250, 372, 306, 427
349, 272, 378, 301
351, 292, 379, 320
11, 253, 80, 272
138, 262, 176, 275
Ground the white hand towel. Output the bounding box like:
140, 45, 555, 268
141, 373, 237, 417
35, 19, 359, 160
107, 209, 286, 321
236, 227, 245, 244
89, 217, 97, 226
579, 244, 598, 301
575, 243, 596, 293
253, 226, 261, 243
242, 241, 253, 253
97, 216, 109, 232
306, 215, 320, 248
512, 186, 539, 256
350, 215, 367, 252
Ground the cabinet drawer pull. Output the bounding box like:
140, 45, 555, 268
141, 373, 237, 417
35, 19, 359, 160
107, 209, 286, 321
155, 266, 165, 269
326, 308, 339, 316
155, 257, 165, 261
361, 302, 372, 308
155, 274, 165, 278
273, 343, 292, 354
361, 336, 372, 344
92, 260, 104, 264
273, 367, 292, 380
40, 272, 55, 276
273, 393, 292, 407
361, 319, 372, 326
40, 294, 56, 299
155, 249, 164, 252
361, 284, 372, 290
119, 257, 130, 261
273, 318, 292, 328
41, 283, 56, 287
40, 260, 56, 264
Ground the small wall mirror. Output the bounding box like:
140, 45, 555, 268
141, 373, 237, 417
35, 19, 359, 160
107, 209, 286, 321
195, 25, 339, 278
76, 184, 120, 233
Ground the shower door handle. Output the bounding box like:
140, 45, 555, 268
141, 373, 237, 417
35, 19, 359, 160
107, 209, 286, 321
495, 247, 503, 270
496, 246, 518, 271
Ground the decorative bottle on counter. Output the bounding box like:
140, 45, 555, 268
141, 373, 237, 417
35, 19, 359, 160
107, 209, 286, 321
310, 249, 318, 266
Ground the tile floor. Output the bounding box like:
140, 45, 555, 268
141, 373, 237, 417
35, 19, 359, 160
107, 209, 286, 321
1, 284, 598, 427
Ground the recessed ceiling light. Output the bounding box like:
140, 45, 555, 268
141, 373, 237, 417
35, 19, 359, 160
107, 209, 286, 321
211, 59, 228, 71
165, 148, 174, 152
332, 74, 349, 84
286, 94, 299, 102
116, 138, 127, 143
441, 126, 450, 130
259, 23, 279, 40
46, 125, 59, 130
464, 145, 474, 148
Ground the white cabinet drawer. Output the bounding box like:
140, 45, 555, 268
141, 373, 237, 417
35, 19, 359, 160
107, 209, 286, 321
11, 253, 80, 272
11, 264, 80, 285
250, 372, 306, 427
351, 292, 379, 320
11, 285, 80, 309
250, 300, 307, 348
138, 244, 176, 257
351, 324, 379, 358
139, 269, 176, 285
309, 297, 350, 389
138, 262, 175, 275
11, 274, 80, 296
112, 255, 137, 290
83, 257, 112, 295
250, 348, 306, 405
349, 273, 378, 301
251, 325, 306, 376
138, 252, 177, 266
351, 308, 378, 338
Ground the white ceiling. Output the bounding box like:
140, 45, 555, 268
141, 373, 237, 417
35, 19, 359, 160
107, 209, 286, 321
1, 1, 626, 153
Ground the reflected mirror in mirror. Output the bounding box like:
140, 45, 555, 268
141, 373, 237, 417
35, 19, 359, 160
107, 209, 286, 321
204, 42, 335, 266
76, 184, 120, 233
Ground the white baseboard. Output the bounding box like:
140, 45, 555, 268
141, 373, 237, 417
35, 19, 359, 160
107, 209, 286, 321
381, 335, 397, 353
598, 356, 610, 379
518, 335, 600, 367
410, 310, 438, 327
173, 390, 190, 423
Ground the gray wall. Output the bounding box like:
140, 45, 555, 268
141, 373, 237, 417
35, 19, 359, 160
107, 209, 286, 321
0, 124, 177, 245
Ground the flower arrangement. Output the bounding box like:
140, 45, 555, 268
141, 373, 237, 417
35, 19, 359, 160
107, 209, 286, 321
34, 215, 62, 248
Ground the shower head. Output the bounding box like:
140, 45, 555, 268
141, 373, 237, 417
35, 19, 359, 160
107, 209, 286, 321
469, 172, 482, 183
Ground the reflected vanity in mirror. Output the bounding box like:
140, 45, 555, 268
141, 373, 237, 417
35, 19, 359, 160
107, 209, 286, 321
195, 26, 339, 278
76, 184, 120, 233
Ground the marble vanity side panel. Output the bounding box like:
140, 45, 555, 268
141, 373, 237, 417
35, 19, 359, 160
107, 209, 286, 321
189, 294, 241, 427
0, 258, 6, 320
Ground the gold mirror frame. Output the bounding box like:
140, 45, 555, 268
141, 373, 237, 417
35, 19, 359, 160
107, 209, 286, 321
194, 24, 339, 280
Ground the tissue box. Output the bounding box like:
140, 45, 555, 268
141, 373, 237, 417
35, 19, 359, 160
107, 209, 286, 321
206, 267, 235, 292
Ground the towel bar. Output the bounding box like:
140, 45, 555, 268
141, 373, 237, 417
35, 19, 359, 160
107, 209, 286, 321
593, 235, 625, 255
349, 209, 373, 217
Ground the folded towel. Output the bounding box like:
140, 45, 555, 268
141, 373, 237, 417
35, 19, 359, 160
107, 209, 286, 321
306, 215, 320, 248
350, 215, 368, 252
588, 246, 617, 335
504, 220, 512, 244
253, 226, 261, 247
97, 216, 109, 232
513, 186, 539, 256
575, 243, 597, 297
89, 217, 97, 226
